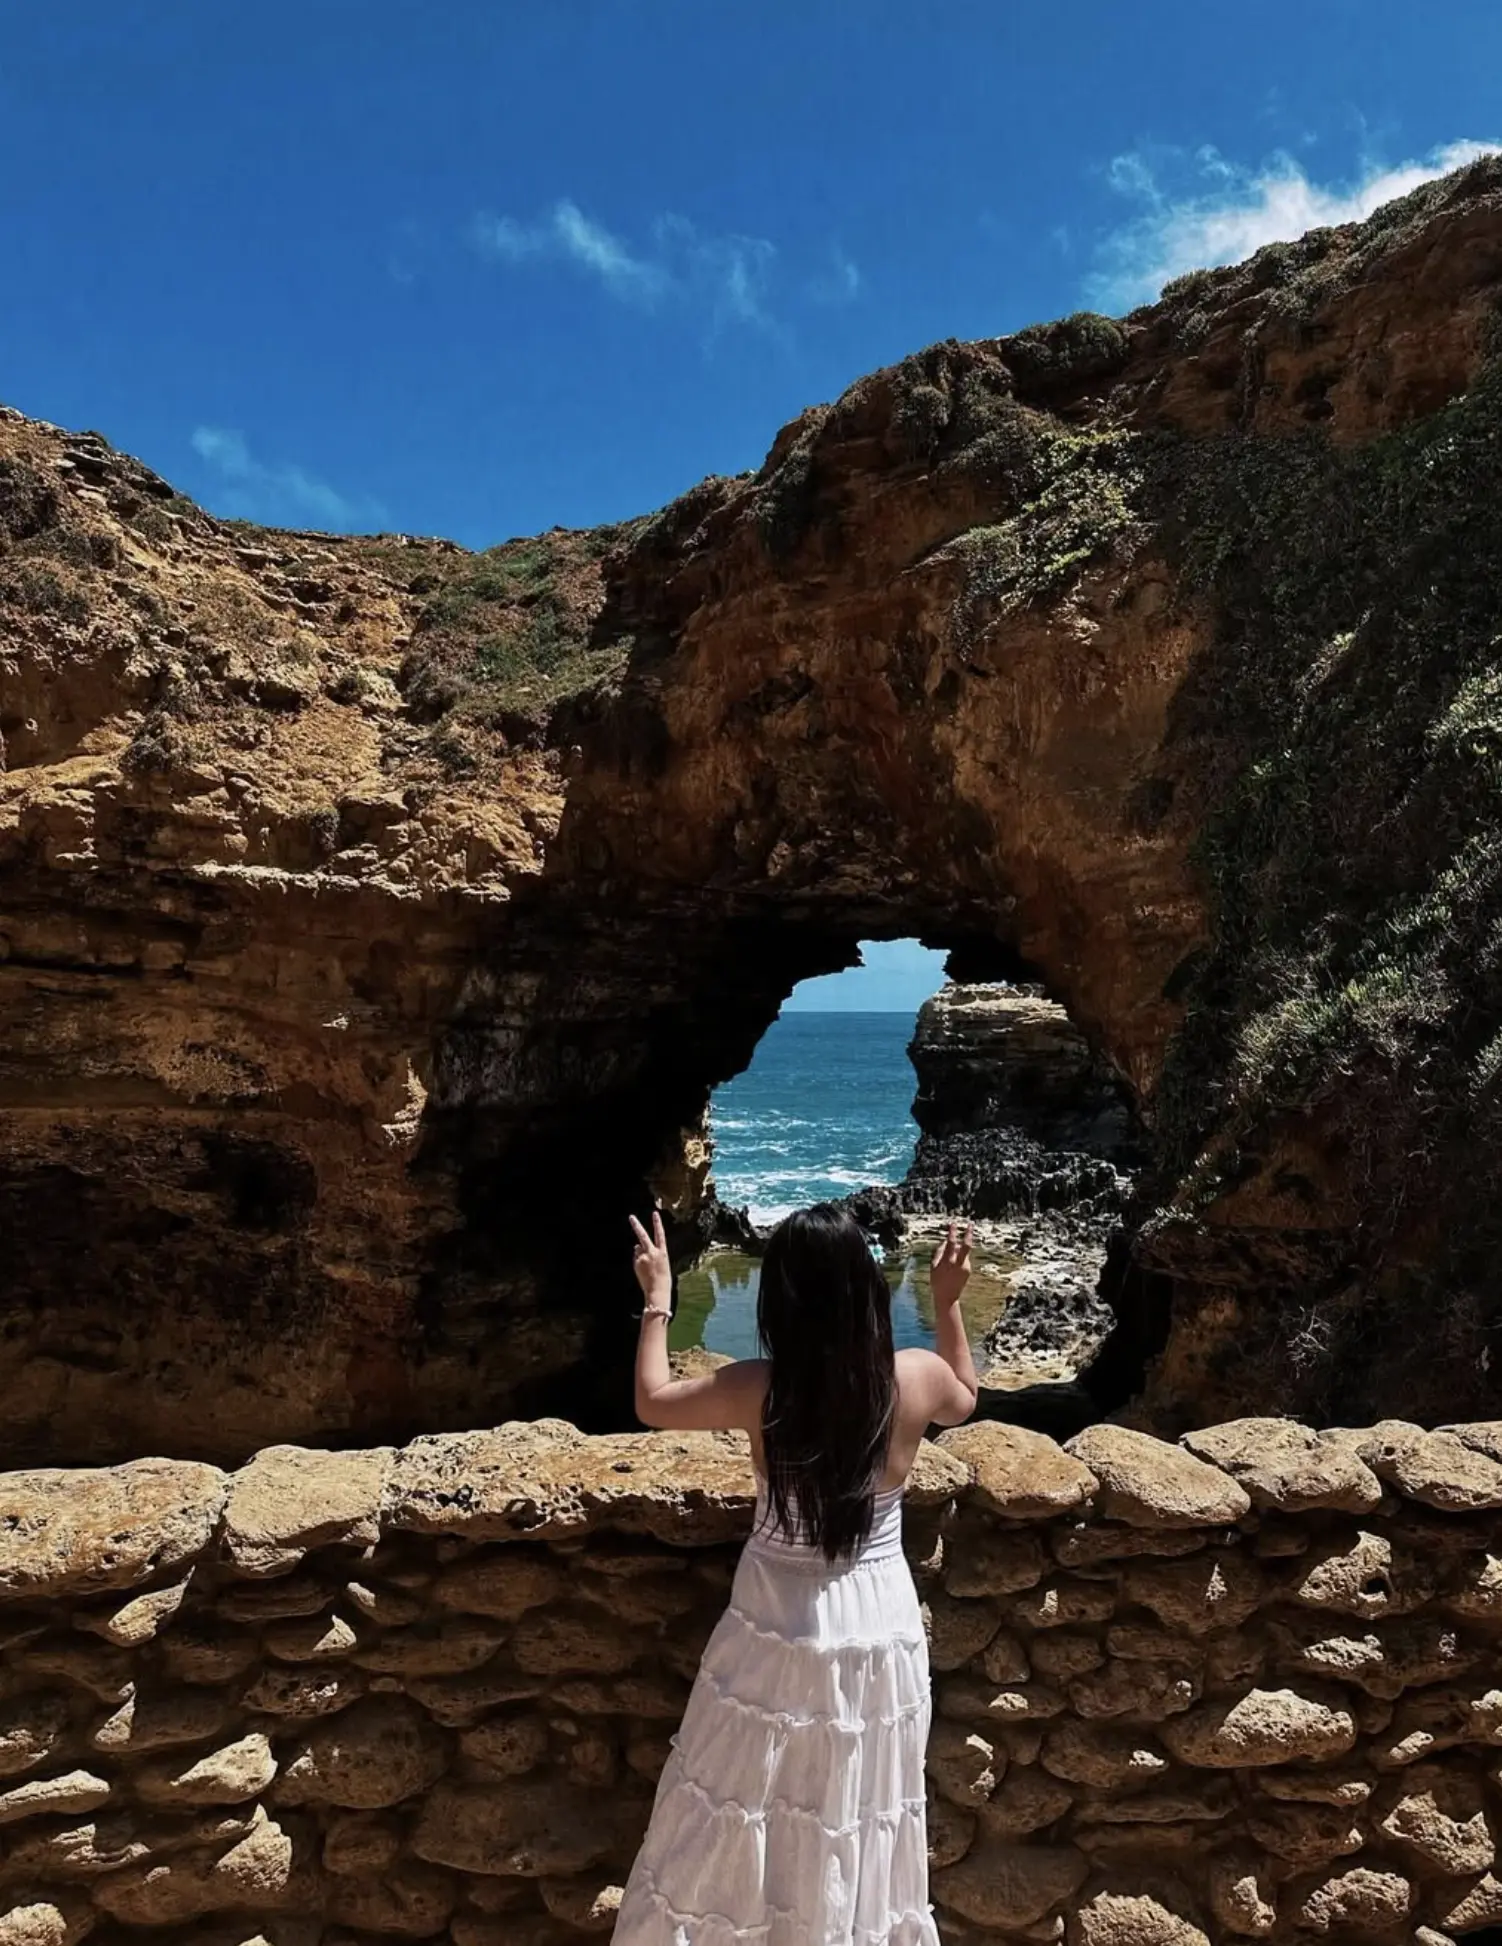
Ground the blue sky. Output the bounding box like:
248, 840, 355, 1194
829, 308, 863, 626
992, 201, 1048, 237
2, 1, 1495, 1009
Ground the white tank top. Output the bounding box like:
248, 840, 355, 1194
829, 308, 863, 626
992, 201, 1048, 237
747, 1475, 905, 1565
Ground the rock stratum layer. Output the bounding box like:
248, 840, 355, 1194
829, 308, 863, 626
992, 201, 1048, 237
5, 1417, 1502, 1945
6, 159, 1502, 1459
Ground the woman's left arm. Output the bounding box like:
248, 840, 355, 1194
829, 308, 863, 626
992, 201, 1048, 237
629, 1211, 765, 1430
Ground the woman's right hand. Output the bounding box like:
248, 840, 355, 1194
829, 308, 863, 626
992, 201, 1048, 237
931, 1221, 973, 1309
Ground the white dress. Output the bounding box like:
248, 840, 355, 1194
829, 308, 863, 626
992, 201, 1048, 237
611, 1477, 940, 1946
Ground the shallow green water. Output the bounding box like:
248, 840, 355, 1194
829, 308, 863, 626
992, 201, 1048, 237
670, 1248, 1017, 1363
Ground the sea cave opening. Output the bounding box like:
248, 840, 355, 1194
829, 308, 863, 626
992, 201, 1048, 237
659, 936, 1149, 1432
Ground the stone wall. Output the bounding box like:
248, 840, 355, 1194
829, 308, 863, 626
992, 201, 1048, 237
5, 1415, 1502, 1944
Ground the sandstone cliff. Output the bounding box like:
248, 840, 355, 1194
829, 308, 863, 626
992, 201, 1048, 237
6, 158, 1502, 1459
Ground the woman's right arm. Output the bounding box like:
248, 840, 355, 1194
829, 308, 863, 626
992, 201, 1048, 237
925, 1221, 979, 1425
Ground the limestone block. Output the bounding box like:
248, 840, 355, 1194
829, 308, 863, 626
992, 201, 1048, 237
76, 1576, 191, 1646
1446, 1551, 1502, 1619
343, 1579, 423, 1627
1051, 1525, 1208, 1568
387, 1423, 755, 1545
548, 1674, 691, 1718
1068, 1890, 1209, 1946
1257, 1766, 1374, 1805
1065, 1425, 1250, 1528
0, 1904, 92, 1946
1073, 1779, 1234, 1824
906, 1439, 970, 1506
325, 1861, 456, 1936
322, 1810, 404, 1875
934, 1840, 1087, 1929
404, 1667, 544, 1727
1181, 1419, 1382, 1512
575, 1569, 704, 1626
942, 1527, 1048, 1597
264, 1612, 360, 1662
1010, 1580, 1116, 1629
1120, 1551, 1264, 1634
0, 1811, 158, 1880
1207, 1850, 1278, 1937
1443, 1421, 1502, 1463
0, 1694, 71, 1779
12, 1638, 132, 1703
349, 1617, 506, 1676
1040, 1721, 1169, 1788
1286, 1529, 1435, 1616
1269, 1615, 1476, 1699
459, 1714, 551, 1778
1068, 1660, 1197, 1723
926, 1721, 1004, 1805
1341, 1421, 1502, 1511
278, 1698, 448, 1808
939, 1679, 1067, 1725
510, 1606, 639, 1677
1160, 1686, 1356, 1767
1372, 1683, 1502, 1767
925, 1591, 1003, 1671
539, 1877, 625, 1933
980, 1632, 1032, 1683
434, 1550, 567, 1619
223, 1443, 392, 1575
1375, 1762, 1495, 1874
1244, 1801, 1365, 1866
217, 1575, 335, 1624
93, 1805, 304, 1924
938, 1423, 1097, 1519
0, 1458, 225, 1600
0, 1770, 110, 1825
1434, 1872, 1502, 1932
1294, 1866, 1412, 1934
410, 1780, 642, 1876
1029, 1633, 1103, 1682
160, 1623, 260, 1684
927, 1790, 977, 1867
241, 1666, 366, 1719
135, 1732, 277, 1806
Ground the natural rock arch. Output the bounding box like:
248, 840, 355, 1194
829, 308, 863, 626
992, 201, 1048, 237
4, 159, 1502, 1462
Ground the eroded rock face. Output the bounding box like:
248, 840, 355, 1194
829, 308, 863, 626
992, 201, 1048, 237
6, 162, 1502, 1455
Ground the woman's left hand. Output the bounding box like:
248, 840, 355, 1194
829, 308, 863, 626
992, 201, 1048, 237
629, 1209, 672, 1310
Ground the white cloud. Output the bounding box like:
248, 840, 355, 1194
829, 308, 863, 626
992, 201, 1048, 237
471, 197, 785, 332
1090, 138, 1502, 310
190, 426, 384, 533
808, 245, 862, 305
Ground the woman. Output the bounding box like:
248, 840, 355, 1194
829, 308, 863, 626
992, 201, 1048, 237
612, 1203, 978, 1946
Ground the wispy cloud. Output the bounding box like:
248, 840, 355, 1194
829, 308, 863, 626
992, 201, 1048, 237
190, 427, 385, 533
470, 198, 786, 335
1090, 138, 1502, 310
808, 245, 861, 305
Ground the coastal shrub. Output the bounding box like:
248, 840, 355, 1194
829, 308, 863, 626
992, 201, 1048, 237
950, 423, 1148, 639
1001, 311, 1130, 392
395, 523, 637, 751
1139, 329, 1502, 1410
2, 558, 90, 624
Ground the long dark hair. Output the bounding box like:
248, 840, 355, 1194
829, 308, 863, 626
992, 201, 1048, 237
757, 1203, 897, 1562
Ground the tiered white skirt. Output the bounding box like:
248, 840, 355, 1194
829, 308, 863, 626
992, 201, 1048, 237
612, 1528, 939, 1945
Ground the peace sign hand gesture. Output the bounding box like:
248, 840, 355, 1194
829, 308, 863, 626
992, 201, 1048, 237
629, 1209, 672, 1310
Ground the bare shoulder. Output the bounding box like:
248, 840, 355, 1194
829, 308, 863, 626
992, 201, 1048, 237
894, 1345, 948, 1397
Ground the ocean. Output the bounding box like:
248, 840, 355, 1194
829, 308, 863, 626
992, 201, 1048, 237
671, 1012, 1014, 1360
710, 1012, 921, 1226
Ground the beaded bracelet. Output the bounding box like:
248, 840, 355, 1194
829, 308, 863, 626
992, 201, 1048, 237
638, 1305, 672, 1322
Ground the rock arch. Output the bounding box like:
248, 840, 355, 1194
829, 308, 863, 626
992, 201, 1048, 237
4, 160, 1502, 1461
